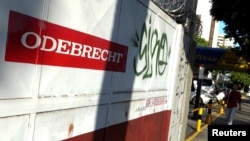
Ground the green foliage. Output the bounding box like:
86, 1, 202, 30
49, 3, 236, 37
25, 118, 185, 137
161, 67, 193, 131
230, 71, 250, 86
210, 0, 250, 59
194, 35, 209, 47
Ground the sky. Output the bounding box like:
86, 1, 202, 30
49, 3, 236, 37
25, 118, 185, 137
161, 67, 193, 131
219, 21, 225, 34
219, 21, 239, 47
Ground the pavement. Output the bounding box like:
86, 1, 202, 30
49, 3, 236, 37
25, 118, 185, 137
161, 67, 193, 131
185, 99, 250, 141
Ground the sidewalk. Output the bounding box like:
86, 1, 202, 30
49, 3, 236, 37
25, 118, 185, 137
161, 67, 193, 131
185, 99, 250, 141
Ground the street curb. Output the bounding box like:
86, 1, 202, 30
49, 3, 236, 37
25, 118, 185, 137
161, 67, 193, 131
185, 112, 223, 141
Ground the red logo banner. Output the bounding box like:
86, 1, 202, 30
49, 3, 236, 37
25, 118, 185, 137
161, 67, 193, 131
5, 11, 128, 72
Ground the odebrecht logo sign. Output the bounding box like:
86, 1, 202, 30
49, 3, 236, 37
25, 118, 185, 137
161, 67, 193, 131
5, 11, 128, 72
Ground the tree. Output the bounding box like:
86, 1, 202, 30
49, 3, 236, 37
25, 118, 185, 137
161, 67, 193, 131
194, 35, 209, 47
230, 71, 250, 87
210, 0, 250, 59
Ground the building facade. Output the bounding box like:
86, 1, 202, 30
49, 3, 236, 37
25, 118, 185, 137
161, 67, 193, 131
217, 34, 235, 48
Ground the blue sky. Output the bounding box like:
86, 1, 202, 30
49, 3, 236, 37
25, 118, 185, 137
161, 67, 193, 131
219, 22, 238, 46
219, 22, 225, 34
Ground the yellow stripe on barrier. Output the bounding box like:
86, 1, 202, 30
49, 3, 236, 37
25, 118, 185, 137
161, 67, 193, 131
196, 107, 203, 132
219, 100, 225, 114
185, 100, 225, 141
205, 100, 212, 124
185, 111, 222, 141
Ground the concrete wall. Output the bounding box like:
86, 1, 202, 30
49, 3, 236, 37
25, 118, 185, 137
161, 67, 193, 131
0, 0, 194, 140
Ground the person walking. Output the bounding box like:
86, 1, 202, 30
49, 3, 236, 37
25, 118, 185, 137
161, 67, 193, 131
224, 83, 242, 125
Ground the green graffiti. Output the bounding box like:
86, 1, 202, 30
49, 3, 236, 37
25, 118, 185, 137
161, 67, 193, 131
132, 17, 171, 79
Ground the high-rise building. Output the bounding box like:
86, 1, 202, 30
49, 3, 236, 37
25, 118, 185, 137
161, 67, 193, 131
217, 34, 235, 48
196, 0, 220, 48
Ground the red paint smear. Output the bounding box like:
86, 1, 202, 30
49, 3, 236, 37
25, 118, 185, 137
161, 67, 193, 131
63, 110, 171, 141
5, 11, 128, 72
